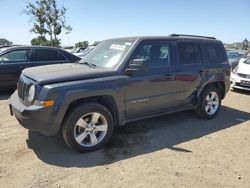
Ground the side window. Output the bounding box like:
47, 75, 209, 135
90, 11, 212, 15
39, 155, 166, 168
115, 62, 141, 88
177, 42, 196, 65
203, 42, 226, 64
31, 49, 58, 62
58, 52, 67, 61
133, 43, 171, 67
0, 50, 29, 64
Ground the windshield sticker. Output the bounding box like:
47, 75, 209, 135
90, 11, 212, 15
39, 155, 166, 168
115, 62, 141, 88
125, 42, 132, 46
109, 44, 126, 51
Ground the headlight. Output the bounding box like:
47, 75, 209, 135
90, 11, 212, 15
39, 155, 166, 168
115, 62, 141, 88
232, 66, 238, 74
27, 85, 35, 102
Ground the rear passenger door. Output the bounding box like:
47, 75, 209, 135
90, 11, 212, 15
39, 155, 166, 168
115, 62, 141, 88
30, 49, 69, 67
174, 41, 206, 103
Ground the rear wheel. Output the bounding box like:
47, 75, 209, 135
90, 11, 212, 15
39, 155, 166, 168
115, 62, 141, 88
62, 103, 114, 153
196, 86, 221, 119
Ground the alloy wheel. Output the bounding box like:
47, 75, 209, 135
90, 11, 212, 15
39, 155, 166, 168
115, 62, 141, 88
73, 112, 108, 147
205, 91, 219, 115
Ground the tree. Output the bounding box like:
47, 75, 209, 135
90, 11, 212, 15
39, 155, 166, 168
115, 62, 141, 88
24, 0, 72, 47
75, 41, 89, 48
0, 38, 12, 45
31, 36, 49, 46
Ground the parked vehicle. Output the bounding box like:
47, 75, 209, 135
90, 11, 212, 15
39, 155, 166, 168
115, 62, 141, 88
9, 34, 230, 153
71, 47, 87, 56
77, 46, 95, 58
231, 57, 250, 91
226, 50, 244, 69
0, 46, 80, 90
242, 50, 250, 59
0, 45, 12, 49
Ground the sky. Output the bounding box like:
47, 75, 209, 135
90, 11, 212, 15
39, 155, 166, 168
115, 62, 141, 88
0, 0, 250, 46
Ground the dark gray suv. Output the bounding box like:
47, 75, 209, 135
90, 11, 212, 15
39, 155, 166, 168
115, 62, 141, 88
9, 34, 231, 153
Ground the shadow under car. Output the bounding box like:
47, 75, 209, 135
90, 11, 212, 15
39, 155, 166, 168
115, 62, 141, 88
26, 105, 250, 168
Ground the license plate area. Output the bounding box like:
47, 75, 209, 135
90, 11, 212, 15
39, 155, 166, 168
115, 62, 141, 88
241, 80, 250, 86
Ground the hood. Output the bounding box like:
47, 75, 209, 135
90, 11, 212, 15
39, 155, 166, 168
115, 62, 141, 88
237, 58, 250, 75
23, 63, 117, 85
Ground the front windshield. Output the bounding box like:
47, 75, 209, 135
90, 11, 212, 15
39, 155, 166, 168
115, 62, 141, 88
244, 58, 250, 64
80, 39, 135, 68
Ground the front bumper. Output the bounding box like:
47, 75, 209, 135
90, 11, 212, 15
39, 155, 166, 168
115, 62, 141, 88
8, 91, 61, 136
230, 73, 250, 91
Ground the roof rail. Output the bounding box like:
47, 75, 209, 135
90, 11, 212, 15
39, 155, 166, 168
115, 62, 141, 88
170, 34, 216, 40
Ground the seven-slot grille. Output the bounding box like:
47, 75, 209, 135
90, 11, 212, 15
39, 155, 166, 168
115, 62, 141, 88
18, 78, 28, 101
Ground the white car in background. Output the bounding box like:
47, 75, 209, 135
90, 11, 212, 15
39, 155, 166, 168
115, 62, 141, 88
226, 50, 245, 69
231, 55, 250, 91
73, 46, 95, 57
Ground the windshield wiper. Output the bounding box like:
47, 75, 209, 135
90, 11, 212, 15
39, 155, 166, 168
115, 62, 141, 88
77, 61, 96, 68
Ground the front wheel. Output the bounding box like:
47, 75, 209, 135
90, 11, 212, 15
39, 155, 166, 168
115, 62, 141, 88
62, 103, 114, 153
196, 87, 221, 119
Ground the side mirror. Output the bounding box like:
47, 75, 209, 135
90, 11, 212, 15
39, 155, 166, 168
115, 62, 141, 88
126, 59, 148, 73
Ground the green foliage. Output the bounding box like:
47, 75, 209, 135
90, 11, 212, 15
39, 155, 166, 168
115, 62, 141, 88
31, 36, 49, 46
93, 41, 101, 46
24, 0, 72, 47
75, 41, 89, 48
0, 38, 12, 45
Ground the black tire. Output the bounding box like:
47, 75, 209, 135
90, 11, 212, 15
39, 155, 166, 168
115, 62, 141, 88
195, 86, 221, 119
62, 103, 114, 153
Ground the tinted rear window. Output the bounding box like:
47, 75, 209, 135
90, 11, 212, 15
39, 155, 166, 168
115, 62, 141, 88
203, 42, 227, 64
31, 49, 58, 62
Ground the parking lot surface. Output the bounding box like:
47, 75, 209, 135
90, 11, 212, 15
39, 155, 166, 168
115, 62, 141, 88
0, 90, 250, 188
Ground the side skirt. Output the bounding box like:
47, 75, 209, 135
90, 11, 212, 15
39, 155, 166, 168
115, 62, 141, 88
121, 104, 197, 126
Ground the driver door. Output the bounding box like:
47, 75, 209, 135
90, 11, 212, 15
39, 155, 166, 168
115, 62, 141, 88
125, 41, 178, 120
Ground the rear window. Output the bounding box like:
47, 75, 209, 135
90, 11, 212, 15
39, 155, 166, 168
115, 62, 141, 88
203, 42, 227, 64
31, 49, 58, 62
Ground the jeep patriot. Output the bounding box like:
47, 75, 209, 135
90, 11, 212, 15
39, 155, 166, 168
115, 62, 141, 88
9, 34, 231, 152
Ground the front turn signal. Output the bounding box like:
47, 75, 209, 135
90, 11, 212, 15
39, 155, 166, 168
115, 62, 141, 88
42, 100, 55, 107
34, 100, 55, 107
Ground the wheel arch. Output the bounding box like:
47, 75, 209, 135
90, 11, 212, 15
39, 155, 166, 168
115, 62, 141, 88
200, 81, 226, 99
62, 95, 119, 128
